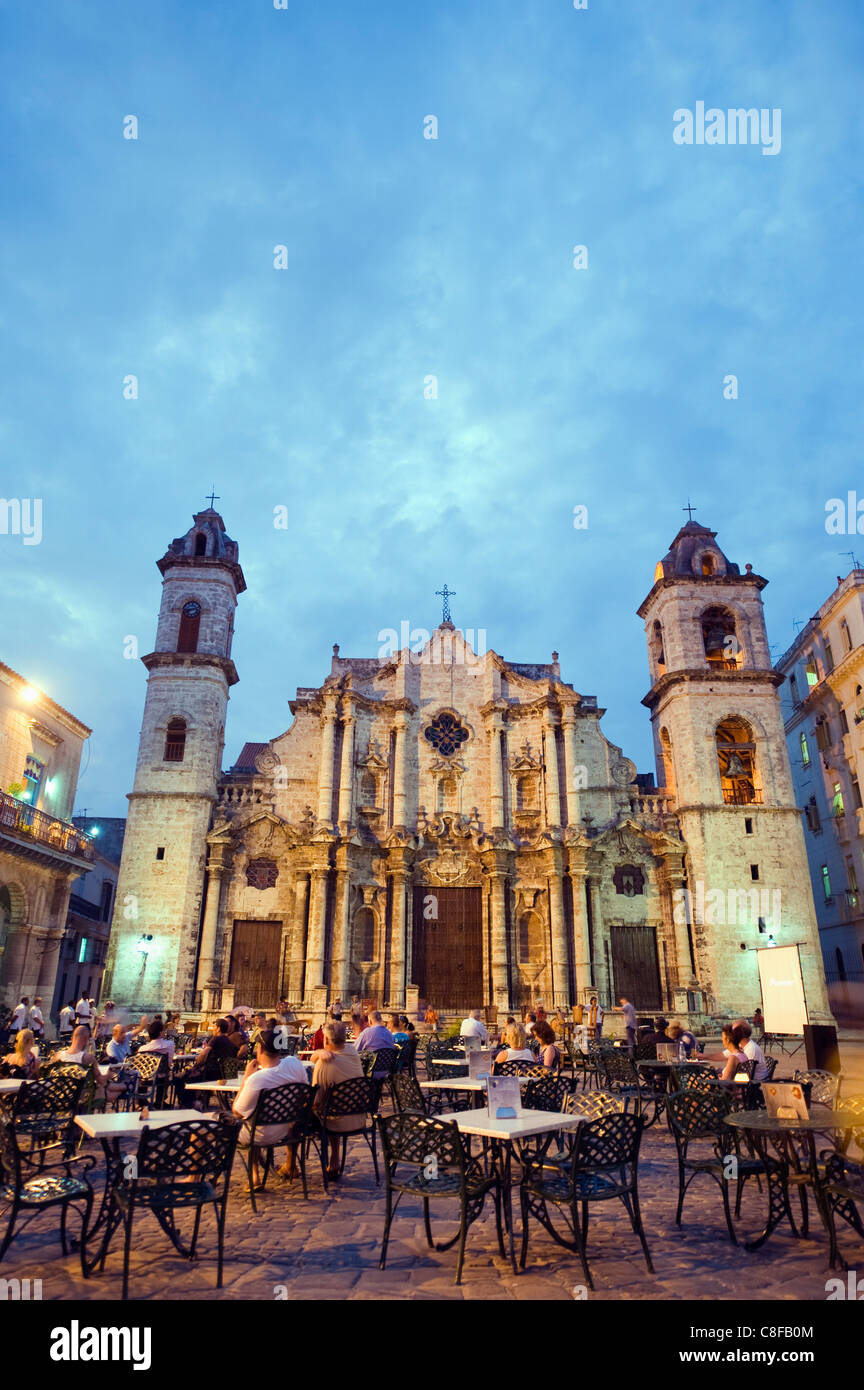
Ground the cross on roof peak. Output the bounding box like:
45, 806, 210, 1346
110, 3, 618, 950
205, 487, 220, 509
435, 583, 455, 624
683, 499, 697, 522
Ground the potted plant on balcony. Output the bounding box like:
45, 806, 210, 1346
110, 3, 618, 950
5, 782, 25, 799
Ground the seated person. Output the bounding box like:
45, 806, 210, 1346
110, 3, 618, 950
459, 1010, 489, 1045
495, 1022, 535, 1066
355, 1010, 397, 1078
733, 1021, 770, 1081
57, 1024, 96, 1066
225, 1015, 250, 1058
309, 1008, 343, 1053
642, 1017, 672, 1047
232, 1030, 309, 1189
105, 1023, 133, 1064
137, 1019, 175, 1065
524, 1012, 538, 1037
400, 1015, 415, 1036
1, 1027, 40, 1080
533, 1019, 562, 1071
716, 1025, 749, 1081
666, 1020, 696, 1058
388, 1013, 410, 1045
175, 1018, 239, 1106
310, 1020, 364, 1182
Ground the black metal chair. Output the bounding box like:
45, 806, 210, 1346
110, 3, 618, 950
564, 1040, 592, 1091
236, 1081, 315, 1208
98, 1113, 241, 1300
601, 1052, 665, 1125
519, 1111, 653, 1289
218, 1055, 245, 1082
820, 1149, 864, 1270
390, 1073, 429, 1116
493, 1061, 546, 1078
0, 1118, 95, 1273
522, 1074, 568, 1113
123, 1052, 169, 1108
793, 1068, 840, 1108
671, 1064, 718, 1094
8, 1072, 87, 1167
393, 1035, 420, 1077
315, 1076, 380, 1186
667, 1088, 769, 1243
377, 1111, 504, 1284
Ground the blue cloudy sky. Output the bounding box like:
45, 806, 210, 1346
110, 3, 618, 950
1, 0, 862, 817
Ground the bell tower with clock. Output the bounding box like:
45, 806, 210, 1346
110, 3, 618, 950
638, 514, 831, 1021
103, 504, 246, 1013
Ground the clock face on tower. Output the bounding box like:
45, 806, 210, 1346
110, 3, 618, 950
182, 601, 201, 618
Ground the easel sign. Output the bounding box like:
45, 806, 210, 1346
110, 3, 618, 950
757, 944, 809, 1035
487, 1075, 521, 1119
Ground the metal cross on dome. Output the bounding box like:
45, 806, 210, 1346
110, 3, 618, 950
683, 499, 697, 522
435, 583, 456, 624
206, 488, 220, 509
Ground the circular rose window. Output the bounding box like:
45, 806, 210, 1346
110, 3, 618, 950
424, 712, 469, 757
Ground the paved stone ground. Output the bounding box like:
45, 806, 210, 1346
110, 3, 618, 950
3, 1040, 862, 1303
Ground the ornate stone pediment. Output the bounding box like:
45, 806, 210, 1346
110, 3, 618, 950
416, 847, 481, 887
509, 740, 542, 772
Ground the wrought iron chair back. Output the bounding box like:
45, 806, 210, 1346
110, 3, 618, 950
219, 1055, 245, 1081
672, 1066, 718, 1094
378, 1111, 467, 1172
793, 1068, 840, 1108
11, 1071, 85, 1118
570, 1109, 645, 1177
123, 1052, 163, 1083
321, 1075, 376, 1124
250, 1080, 314, 1131
562, 1088, 626, 1121
133, 1113, 239, 1184
391, 1072, 428, 1115
0, 1116, 95, 1271
522, 1075, 567, 1112
493, 1061, 546, 1078
667, 1087, 733, 1145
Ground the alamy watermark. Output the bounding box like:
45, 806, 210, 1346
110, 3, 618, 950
673, 882, 781, 928
377, 622, 487, 666
0, 498, 42, 545
673, 103, 781, 156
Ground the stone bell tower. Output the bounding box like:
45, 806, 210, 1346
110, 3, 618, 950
103, 507, 245, 1013
638, 518, 830, 1021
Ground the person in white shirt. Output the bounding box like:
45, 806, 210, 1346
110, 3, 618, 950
459, 1010, 489, 1045
232, 1030, 310, 1189
28, 997, 44, 1039
59, 1002, 76, 1036
733, 1021, 770, 1082
10, 998, 29, 1031
137, 1020, 175, 1064
75, 996, 92, 1026
58, 1025, 96, 1066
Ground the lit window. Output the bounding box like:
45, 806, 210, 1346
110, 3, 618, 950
832, 782, 845, 817
799, 732, 810, 767
822, 865, 832, 900
78, 937, 88, 964
22, 755, 45, 806
804, 656, 819, 687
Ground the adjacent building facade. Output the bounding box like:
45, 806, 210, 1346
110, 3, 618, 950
775, 568, 864, 1008
103, 509, 831, 1025
0, 661, 95, 1016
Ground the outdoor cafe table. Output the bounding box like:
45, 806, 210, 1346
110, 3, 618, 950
420, 1075, 540, 1110
725, 1108, 859, 1252
436, 1107, 584, 1274
73, 1109, 217, 1272
0, 1078, 24, 1094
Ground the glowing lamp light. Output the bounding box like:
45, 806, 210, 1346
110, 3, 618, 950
766, 935, 777, 948
90, 825, 100, 836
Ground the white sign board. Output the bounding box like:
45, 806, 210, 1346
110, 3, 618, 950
757, 944, 808, 1034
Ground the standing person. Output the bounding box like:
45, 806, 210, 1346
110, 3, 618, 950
75, 994, 92, 1027
10, 997, 29, 1032
459, 1009, 489, 1045
589, 995, 604, 1038
619, 995, 637, 1050
424, 1004, 440, 1032
28, 996, 44, 1041
349, 997, 365, 1032
752, 1007, 765, 1038
58, 1001, 76, 1039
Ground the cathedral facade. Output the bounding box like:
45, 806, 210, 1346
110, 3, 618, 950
102, 509, 831, 1025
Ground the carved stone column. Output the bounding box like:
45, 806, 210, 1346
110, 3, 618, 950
337, 701, 355, 829
547, 855, 570, 1006
331, 866, 352, 1000
195, 857, 225, 997
543, 706, 562, 828
392, 709, 410, 830
287, 874, 309, 1000
489, 868, 510, 1008
389, 868, 408, 1006
660, 859, 696, 990
487, 714, 505, 830
316, 692, 339, 826
304, 866, 329, 998
568, 848, 592, 998
561, 706, 581, 827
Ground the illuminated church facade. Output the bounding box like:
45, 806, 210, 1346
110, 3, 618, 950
102, 509, 831, 1024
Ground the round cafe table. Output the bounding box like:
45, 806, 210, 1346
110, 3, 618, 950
725, 1108, 858, 1252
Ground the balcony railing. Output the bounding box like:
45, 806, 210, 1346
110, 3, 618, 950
721, 787, 763, 806
0, 792, 95, 861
